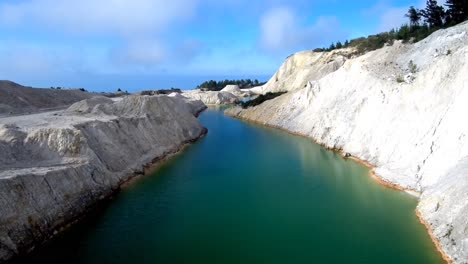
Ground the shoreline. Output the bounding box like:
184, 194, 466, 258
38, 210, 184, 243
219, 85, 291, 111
120, 127, 208, 189
8, 125, 209, 263
224, 112, 415, 193
224, 109, 450, 264
416, 210, 454, 264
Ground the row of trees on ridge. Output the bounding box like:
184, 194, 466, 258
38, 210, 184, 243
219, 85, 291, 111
317, 0, 467, 53
196, 79, 267, 91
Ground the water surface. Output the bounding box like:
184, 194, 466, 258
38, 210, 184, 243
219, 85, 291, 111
21, 108, 443, 264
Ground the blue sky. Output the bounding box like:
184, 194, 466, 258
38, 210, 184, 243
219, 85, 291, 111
0, 0, 425, 92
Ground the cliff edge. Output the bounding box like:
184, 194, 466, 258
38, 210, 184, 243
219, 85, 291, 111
226, 21, 468, 263
0, 94, 207, 261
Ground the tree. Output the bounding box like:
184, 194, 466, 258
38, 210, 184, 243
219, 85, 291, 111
445, 0, 468, 25
344, 40, 350, 47
196, 79, 266, 91
406, 6, 422, 27
336, 41, 343, 49
396, 24, 411, 41
421, 0, 446, 28
328, 42, 336, 50
117, 88, 122, 92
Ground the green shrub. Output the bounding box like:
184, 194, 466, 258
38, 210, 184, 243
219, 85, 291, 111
197, 79, 267, 91
240, 92, 287, 109
408, 60, 418, 73
320, 24, 438, 55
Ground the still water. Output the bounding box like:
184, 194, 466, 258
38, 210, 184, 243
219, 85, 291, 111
21, 108, 443, 264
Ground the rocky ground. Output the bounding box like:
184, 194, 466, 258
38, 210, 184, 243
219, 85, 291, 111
227, 21, 468, 263
0, 93, 207, 262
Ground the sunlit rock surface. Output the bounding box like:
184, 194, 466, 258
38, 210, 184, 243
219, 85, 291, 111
0, 95, 207, 261
227, 21, 468, 263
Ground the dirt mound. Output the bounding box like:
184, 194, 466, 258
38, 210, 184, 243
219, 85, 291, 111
0, 80, 95, 115
65, 96, 114, 114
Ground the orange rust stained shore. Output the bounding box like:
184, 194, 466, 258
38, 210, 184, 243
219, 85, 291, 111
225, 111, 451, 264
417, 210, 454, 264
347, 156, 408, 192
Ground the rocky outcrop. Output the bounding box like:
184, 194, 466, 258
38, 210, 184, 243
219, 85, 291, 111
221, 84, 241, 94
226, 21, 468, 263
183, 90, 240, 105
221, 85, 255, 97
167, 92, 207, 115
246, 49, 351, 95
0, 94, 207, 262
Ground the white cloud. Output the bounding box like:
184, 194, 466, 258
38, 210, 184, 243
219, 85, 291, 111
112, 39, 167, 67
0, 41, 82, 81
378, 7, 409, 31
259, 6, 346, 53
0, 0, 198, 35
259, 7, 298, 52
0, 48, 51, 75
0, 0, 204, 71
109, 38, 207, 71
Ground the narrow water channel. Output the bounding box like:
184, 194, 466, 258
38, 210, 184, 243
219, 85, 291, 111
20, 108, 443, 264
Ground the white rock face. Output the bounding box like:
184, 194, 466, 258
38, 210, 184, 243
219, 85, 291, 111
226, 21, 468, 263
221, 84, 242, 94
245, 49, 351, 95
167, 92, 207, 115
183, 90, 240, 105
0, 95, 207, 261
221, 85, 255, 97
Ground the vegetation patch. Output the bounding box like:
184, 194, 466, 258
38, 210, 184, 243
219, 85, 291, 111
408, 60, 418, 73
396, 75, 405, 83
197, 79, 267, 91
240, 92, 287, 109
315, 0, 467, 55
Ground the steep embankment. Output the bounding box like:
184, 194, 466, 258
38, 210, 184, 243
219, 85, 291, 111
0, 81, 95, 115
226, 22, 468, 263
0, 94, 207, 262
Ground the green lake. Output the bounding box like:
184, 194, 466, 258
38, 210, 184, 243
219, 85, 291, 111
19, 108, 444, 264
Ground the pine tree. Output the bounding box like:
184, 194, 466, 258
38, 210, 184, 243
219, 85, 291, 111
336, 41, 343, 49
344, 40, 350, 47
421, 0, 446, 28
406, 6, 422, 27
329, 43, 336, 50
445, 0, 468, 25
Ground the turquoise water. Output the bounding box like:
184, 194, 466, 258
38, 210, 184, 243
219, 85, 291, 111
20, 108, 443, 264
